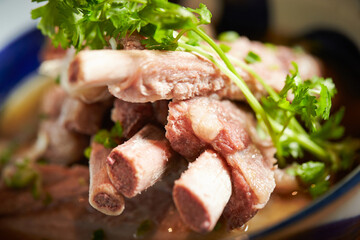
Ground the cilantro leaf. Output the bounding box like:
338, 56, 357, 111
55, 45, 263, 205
219, 43, 231, 53
187, 3, 212, 25
84, 147, 92, 159
3, 159, 39, 189
244, 51, 261, 64
218, 31, 239, 42
287, 161, 330, 198
94, 122, 123, 149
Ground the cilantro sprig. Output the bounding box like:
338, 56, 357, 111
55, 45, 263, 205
31, 0, 359, 197
287, 161, 330, 197
94, 121, 123, 149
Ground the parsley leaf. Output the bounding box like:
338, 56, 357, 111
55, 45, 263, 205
218, 31, 239, 42
3, 158, 39, 189
94, 122, 123, 149
84, 146, 92, 159
244, 51, 261, 64
287, 161, 330, 198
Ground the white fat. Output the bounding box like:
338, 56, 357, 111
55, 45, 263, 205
188, 104, 222, 142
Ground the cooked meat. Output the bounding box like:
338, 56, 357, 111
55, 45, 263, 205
0, 164, 179, 240
58, 97, 110, 135
40, 120, 88, 165
165, 100, 210, 160
64, 38, 322, 103
274, 168, 301, 194
173, 150, 232, 233
165, 97, 276, 229
119, 33, 145, 50
224, 144, 274, 228
275, 45, 323, 79
40, 86, 67, 119
0, 165, 89, 216
89, 142, 125, 216
107, 124, 173, 198
111, 99, 154, 139
152, 100, 170, 126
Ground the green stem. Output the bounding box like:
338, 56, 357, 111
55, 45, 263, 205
191, 27, 277, 145
270, 119, 329, 161
227, 56, 279, 100
174, 29, 188, 42
179, 29, 329, 164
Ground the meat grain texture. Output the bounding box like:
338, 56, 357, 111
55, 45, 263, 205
64, 37, 322, 104
166, 97, 276, 229
107, 124, 173, 198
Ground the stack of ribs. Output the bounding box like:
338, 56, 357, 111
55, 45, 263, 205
1, 36, 322, 235
63, 37, 321, 232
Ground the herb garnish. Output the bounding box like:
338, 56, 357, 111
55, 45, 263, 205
244, 51, 261, 64
31, 0, 360, 197
94, 121, 123, 149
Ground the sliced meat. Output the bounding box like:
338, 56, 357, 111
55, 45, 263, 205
40, 120, 88, 165
173, 150, 232, 233
40, 85, 67, 119
275, 45, 323, 80
165, 97, 276, 229
165, 100, 210, 160
119, 33, 145, 50
107, 124, 173, 198
274, 168, 301, 194
111, 99, 153, 139
0, 164, 89, 216
89, 142, 125, 216
58, 97, 110, 135
223, 169, 258, 229
64, 38, 322, 103
152, 100, 170, 126
0, 163, 179, 240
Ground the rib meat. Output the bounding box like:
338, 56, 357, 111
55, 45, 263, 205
173, 150, 232, 233
111, 99, 154, 139
165, 97, 276, 229
107, 124, 173, 198
64, 38, 322, 103
40, 120, 88, 165
40, 86, 67, 120
89, 142, 125, 216
58, 97, 111, 135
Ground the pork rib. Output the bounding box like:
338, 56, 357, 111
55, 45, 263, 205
89, 142, 125, 216
111, 99, 154, 139
59, 97, 110, 135
107, 124, 173, 198
64, 38, 322, 103
165, 97, 276, 229
173, 150, 232, 233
